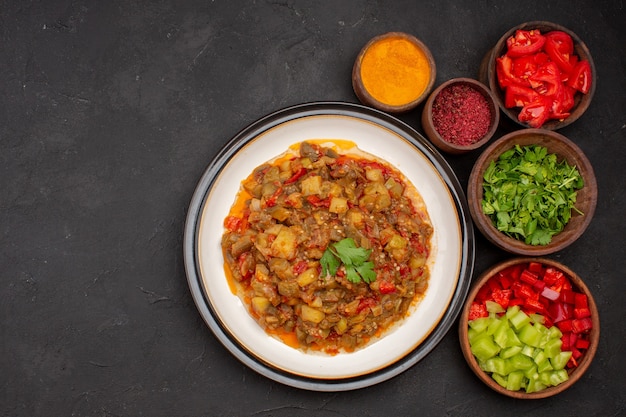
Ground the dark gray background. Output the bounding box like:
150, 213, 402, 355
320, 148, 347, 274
2, 1, 624, 416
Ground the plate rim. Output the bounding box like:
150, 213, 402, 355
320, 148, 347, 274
183, 101, 475, 391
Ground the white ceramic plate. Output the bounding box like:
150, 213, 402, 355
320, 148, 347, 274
184, 102, 474, 391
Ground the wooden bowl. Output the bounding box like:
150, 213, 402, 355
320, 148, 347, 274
467, 129, 597, 255
479, 21, 596, 130
421, 78, 500, 154
459, 257, 600, 399
352, 32, 436, 113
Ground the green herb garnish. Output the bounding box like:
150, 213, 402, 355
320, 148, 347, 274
320, 238, 376, 284
481, 144, 583, 246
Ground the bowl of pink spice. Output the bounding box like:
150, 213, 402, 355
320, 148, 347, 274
422, 78, 500, 154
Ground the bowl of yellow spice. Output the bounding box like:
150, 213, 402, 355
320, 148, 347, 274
352, 32, 436, 113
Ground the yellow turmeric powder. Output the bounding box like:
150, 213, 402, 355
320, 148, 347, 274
360, 35, 431, 106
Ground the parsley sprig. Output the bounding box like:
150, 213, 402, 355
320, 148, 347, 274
320, 238, 377, 284
481, 144, 584, 246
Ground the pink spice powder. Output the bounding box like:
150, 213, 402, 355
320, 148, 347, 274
431, 84, 492, 146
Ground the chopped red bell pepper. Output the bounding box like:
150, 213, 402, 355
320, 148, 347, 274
575, 338, 590, 350
469, 302, 489, 321
524, 297, 546, 315
492, 288, 512, 309
571, 317, 593, 333
575, 293, 589, 309
560, 288, 577, 305
574, 307, 591, 319
528, 262, 544, 274
557, 319, 574, 333
520, 269, 539, 285
543, 267, 564, 285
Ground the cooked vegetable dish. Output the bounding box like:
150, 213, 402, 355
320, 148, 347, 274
221, 141, 433, 354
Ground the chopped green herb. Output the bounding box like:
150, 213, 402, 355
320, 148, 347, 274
320, 238, 376, 284
481, 144, 583, 246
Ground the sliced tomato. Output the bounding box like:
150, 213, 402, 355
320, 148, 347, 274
518, 98, 551, 128
496, 55, 529, 89
528, 61, 562, 97
544, 30, 575, 74
566, 60, 592, 94
550, 84, 576, 120
224, 215, 243, 232
506, 29, 546, 57
504, 84, 540, 108
511, 55, 539, 78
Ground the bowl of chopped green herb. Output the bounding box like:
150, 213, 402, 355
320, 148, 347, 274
467, 128, 597, 255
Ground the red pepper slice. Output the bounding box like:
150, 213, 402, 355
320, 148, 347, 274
506, 29, 546, 58
566, 59, 592, 94
544, 30, 575, 74
518, 98, 551, 128
306, 195, 330, 208
284, 167, 307, 184
379, 280, 397, 294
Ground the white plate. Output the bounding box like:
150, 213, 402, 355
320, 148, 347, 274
184, 102, 474, 391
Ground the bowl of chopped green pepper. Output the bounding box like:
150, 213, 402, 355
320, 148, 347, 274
458, 257, 600, 398
467, 128, 597, 256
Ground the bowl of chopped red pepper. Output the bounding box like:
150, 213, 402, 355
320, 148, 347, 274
480, 21, 596, 130
421, 77, 500, 154
467, 128, 597, 256
459, 257, 600, 399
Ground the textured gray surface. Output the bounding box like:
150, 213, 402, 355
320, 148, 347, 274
1, 0, 625, 416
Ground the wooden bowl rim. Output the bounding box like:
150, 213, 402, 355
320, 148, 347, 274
352, 31, 437, 113
486, 20, 596, 130
467, 128, 597, 255
458, 257, 600, 399
421, 77, 500, 154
